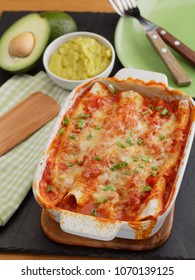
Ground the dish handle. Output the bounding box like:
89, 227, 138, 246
114, 68, 168, 86
60, 211, 122, 241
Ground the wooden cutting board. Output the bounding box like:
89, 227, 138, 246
41, 208, 174, 251
0, 92, 60, 156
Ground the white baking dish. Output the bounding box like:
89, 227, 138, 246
33, 68, 195, 241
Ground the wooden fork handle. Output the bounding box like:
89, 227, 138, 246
146, 29, 191, 86
156, 27, 195, 66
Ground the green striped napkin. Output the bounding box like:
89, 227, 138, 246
0, 71, 69, 226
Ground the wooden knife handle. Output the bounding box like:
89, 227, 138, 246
146, 29, 191, 87
156, 26, 195, 66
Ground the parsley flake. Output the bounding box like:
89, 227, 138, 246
161, 108, 169, 116
70, 134, 75, 139
58, 128, 65, 135
110, 161, 128, 171
87, 133, 92, 141
94, 126, 101, 130
126, 137, 133, 146
46, 185, 53, 193
108, 83, 118, 94
66, 163, 73, 167
91, 208, 97, 216
63, 116, 70, 126
94, 156, 101, 161
159, 135, 166, 141
77, 119, 84, 129
137, 138, 143, 146
143, 185, 152, 192
103, 185, 116, 191
116, 141, 126, 148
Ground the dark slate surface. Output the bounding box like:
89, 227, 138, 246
0, 11, 195, 260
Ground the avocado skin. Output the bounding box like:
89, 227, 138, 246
40, 12, 78, 42
3, 58, 42, 74
0, 13, 51, 73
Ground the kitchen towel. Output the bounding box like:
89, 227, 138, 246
0, 71, 68, 225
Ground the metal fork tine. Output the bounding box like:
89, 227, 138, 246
125, 0, 134, 9
115, 0, 126, 13
121, 0, 129, 11
127, 0, 137, 9
108, 0, 124, 16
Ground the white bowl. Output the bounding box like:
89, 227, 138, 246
43, 31, 115, 90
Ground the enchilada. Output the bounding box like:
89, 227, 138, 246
39, 80, 190, 223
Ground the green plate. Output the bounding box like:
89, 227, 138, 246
115, 0, 195, 97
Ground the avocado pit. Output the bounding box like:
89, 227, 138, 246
9, 32, 35, 58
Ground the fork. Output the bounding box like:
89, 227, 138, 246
109, 0, 191, 86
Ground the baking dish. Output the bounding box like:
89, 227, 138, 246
33, 68, 195, 241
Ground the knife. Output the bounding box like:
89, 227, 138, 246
155, 26, 195, 67
108, 0, 193, 86
138, 18, 193, 86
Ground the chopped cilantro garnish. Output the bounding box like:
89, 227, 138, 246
103, 184, 116, 191
141, 111, 148, 115
141, 155, 149, 162
63, 116, 70, 126
78, 113, 90, 119
155, 106, 162, 111
77, 119, 84, 129
137, 138, 143, 146
148, 104, 154, 110
126, 137, 133, 146
94, 126, 101, 130
139, 163, 144, 168
95, 199, 100, 205
78, 113, 83, 119
152, 165, 158, 170
108, 83, 118, 94
132, 156, 139, 162
46, 185, 52, 193
83, 113, 90, 118
103, 197, 109, 203
125, 170, 131, 175
110, 161, 128, 171
161, 108, 169, 116
159, 135, 166, 141
134, 168, 140, 173
58, 128, 65, 135
91, 208, 97, 216
143, 185, 152, 192
151, 171, 157, 176
70, 134, 75, 139
116, 141, 126, 148
66, 163, 73, 167
87, 133, 92, 141
94, 156, 101, 161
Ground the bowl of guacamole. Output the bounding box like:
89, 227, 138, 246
43, 31, 115, 90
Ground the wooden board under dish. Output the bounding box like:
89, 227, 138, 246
41, 208, 174, 251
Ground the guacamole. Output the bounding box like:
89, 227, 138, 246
48, 36, 112, 80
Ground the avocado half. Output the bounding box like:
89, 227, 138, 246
0, 13, 50, 73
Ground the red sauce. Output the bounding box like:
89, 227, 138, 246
38, 80, 191, 228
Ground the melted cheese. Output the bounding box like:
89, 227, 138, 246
40, 82, 190, 222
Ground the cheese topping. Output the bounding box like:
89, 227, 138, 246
39, 81, 190, 222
